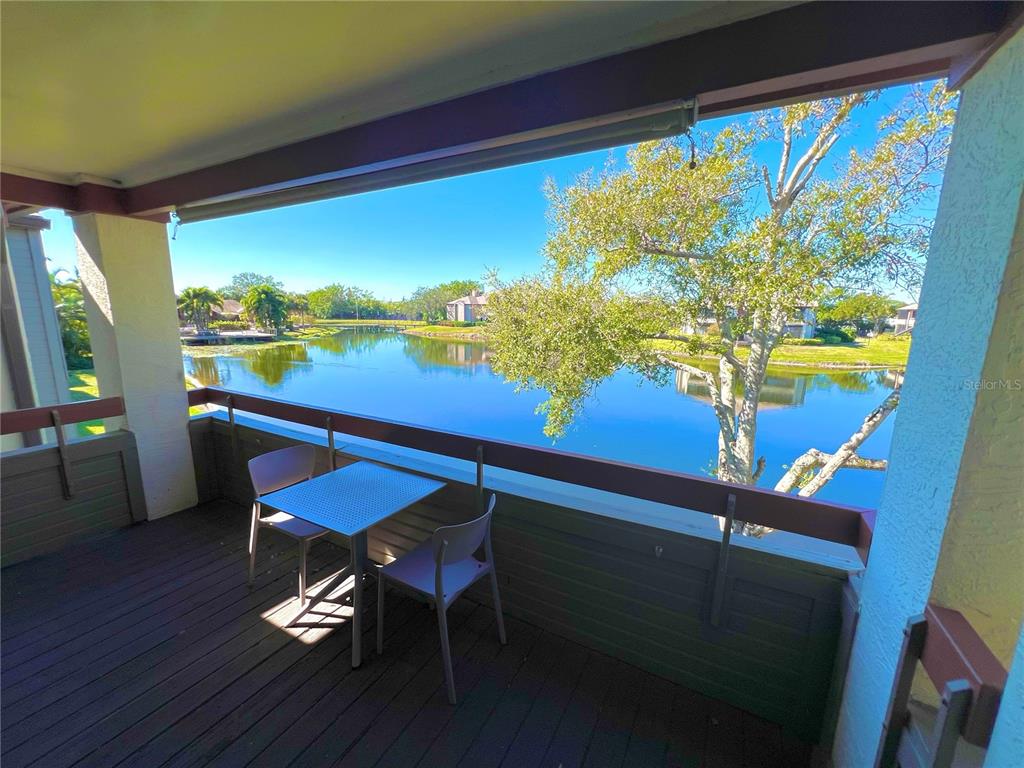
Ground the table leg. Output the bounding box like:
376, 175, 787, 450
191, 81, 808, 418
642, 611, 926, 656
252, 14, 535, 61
351, 530, 368, 668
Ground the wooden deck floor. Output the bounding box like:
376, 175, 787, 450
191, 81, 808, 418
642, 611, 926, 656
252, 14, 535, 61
1, 502, 811, 768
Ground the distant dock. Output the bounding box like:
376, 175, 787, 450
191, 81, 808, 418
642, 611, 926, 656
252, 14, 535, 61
181, 331, 276, 345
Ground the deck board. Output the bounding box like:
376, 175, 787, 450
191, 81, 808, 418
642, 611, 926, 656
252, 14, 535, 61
1, 500, 811, 767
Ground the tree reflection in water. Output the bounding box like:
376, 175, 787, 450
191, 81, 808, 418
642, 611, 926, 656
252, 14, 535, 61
674, 365, 894, 408
187, 355, 224, 387
401, 333, 490, 375
240, 343, 312, 387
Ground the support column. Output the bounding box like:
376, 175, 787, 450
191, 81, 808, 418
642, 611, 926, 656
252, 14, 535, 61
833, 29, 1024, 766
74, 213, 197, 518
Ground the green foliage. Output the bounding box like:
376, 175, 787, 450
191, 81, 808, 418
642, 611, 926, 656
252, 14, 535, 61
177, 286, 223, 333
307, 284, 393, 319
217, 272, 283, 300
209, 320, 248, 331
241, 284, 288, 332
488, 274, 666, 438
818, 291, 902, 334
489, 84, 953, 481
783, 337, 825, 346
49, 272, 92, 369
403, 280, 481, 321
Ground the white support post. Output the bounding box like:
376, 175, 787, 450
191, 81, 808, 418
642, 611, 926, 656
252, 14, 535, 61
833, 29, 1024, 766
73, 213, 198, 518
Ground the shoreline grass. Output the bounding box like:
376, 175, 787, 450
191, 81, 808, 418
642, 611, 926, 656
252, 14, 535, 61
650, 334, 911, 369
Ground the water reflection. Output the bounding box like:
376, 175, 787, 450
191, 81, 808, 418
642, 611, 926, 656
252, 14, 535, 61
402, 334, 490, 374
674, 368, 809, 409
182, 329, 899, 508
188, 355, 224, 387
244, 344, 312, 387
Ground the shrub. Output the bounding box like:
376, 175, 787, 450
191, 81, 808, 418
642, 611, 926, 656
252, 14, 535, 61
816, 327, 855, 343
209, 320, 249, 331
435, 320, 482, 327
782, 337, 825, 346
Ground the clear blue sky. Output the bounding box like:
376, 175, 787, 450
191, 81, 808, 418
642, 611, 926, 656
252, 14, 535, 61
40, 83, 934, 302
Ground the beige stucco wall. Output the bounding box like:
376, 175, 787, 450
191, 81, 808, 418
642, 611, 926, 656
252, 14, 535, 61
930, 192, 1024, 667
74, 213, 197, 518
834, 28, 1024, 767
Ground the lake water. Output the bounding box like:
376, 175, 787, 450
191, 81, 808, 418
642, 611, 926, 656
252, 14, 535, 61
185, 329, 899, 509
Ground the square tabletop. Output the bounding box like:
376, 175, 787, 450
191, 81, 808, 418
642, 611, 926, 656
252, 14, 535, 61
258, 461, 446, 537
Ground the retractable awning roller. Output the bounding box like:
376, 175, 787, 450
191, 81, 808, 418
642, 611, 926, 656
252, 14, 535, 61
174, 101, 698, 224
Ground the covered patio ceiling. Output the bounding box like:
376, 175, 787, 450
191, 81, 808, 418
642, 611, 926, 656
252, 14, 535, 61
0, 1, 1017, 220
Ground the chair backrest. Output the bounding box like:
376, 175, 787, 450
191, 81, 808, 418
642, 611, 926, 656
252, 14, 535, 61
432, 494, 496, 566
248, 444, 316, 497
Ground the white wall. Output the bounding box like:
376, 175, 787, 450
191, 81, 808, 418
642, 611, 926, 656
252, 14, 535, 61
74, 213, 197, 518
833, 29, 1024, 766
4, 219, 70, 408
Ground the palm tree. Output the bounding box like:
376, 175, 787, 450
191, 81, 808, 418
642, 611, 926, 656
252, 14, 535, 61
242, 284, 288, 333
177, 287, 222, 334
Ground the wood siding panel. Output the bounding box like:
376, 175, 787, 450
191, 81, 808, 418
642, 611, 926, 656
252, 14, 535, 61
193, 417, 850, 741
1, 430, 147, 566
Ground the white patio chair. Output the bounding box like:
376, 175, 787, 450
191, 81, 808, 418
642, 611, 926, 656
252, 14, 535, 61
248, 445, 329, 604
376, 493, 506, 704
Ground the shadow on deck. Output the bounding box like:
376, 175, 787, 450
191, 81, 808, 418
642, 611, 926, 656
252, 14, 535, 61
1, 502, 812, 767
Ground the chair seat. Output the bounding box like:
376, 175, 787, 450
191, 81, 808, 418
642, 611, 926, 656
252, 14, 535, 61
259, 510, 327, 539
381, 539, 488, 605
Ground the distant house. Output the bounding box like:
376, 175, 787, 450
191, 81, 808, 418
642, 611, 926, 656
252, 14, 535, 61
891, 302, 918, 334
212, 299, 244, 320
681, 304, 817, 339
446, 290, 488, 322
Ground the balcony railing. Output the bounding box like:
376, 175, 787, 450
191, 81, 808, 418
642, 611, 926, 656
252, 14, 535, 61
187, 386, 876, 564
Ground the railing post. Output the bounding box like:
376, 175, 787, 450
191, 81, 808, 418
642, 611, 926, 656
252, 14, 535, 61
476, 445, 484, 515
50, 409, 75, 499
708, 492, 736, 627
227, 394, 238, 460
326, 415, 336, 471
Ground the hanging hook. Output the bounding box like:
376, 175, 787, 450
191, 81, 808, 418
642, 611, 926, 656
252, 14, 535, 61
684, 128, 698, 170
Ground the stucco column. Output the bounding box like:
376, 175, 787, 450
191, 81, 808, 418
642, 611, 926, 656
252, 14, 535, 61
833, 30, 1024, 766
73, 213, 197, 518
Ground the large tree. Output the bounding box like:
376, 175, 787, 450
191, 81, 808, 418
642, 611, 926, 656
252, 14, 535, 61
489, 86, 953, 518
49, 270, 91, 369
218, 272, 283, 300
242, 284, 288, 332
307, 283, 389, 319
404, 279, 481, 321
818, 291, 903, 336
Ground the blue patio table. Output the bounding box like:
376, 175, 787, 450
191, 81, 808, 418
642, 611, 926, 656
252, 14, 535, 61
258, 460, 445, 667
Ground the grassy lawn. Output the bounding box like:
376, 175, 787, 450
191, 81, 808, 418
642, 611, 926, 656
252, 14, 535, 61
68, 369, 104, 437
402, 324, 487, 340
312, 319, 425, 327
652, 334, 911, 369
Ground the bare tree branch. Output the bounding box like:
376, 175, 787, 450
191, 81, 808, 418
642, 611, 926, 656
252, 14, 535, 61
782, 94, 865, 203
775, 388, 900, 496
776, 123, 792, 197
642, 245, 712, 261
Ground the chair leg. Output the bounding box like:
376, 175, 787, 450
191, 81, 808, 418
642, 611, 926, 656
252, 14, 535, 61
298, 538, 308, 605
437, 602, 457, 705
377, 572, 385, 655
248, 507, 259, 586
489, 567, 507, 645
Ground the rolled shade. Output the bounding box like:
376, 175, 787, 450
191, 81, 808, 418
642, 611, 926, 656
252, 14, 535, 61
175, 101, 697, 223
